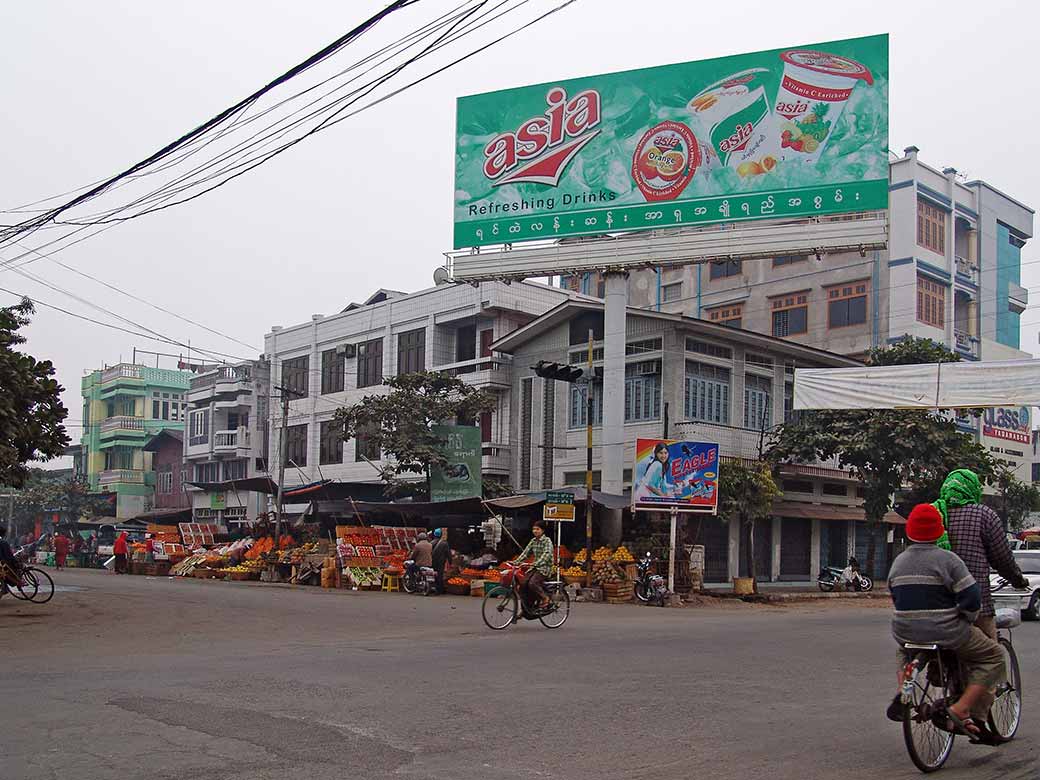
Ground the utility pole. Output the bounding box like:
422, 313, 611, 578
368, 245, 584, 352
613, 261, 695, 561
273, 385, 304, 548
584, 328, 594, 589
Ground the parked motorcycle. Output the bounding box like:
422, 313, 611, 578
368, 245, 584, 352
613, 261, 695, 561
817, 564, 873, 592
402, 559, 437, 595
633, 552, 669, 606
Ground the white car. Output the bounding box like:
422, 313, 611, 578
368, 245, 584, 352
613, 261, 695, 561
990, 549, 1040, 621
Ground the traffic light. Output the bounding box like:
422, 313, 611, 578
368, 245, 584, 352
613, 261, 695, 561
532, 360, 585, 382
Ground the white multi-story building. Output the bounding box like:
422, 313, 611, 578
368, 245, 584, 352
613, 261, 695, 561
183, 361, 271, 526
262, 281, 586, 491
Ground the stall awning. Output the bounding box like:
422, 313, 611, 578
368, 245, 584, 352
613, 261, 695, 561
483, 488, 631, 511
771, 501, 905, 525
128, 507, 193, 524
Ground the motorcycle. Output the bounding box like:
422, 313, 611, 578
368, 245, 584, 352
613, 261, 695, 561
402, 559, 437, 595
633, 552, 669, 606
817, 564, 873, 592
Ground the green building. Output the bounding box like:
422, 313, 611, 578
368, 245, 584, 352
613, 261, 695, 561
81, 363, 192, 519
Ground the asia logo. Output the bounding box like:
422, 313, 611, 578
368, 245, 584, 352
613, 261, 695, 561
982, 406, 1031, 444
482, 87, 601, 187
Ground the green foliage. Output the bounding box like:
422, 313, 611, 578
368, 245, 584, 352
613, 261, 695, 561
333, 371, 496, 498
0, 299, 69, 485
769, 337, 996, 571
6, 469, 109, 538
718, 460, 780, 585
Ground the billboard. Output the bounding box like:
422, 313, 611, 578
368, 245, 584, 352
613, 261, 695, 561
982, 406, 1031, 445
543, 490, 576, 522
632, 439, 720, 513
430, 425, 482, 502
454, 34, 888, 249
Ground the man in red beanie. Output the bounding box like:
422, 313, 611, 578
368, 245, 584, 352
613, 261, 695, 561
886, 504, 1005, 741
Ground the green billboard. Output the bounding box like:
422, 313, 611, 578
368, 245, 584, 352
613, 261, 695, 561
430, 425, 482, 503
454, 34, 888, 248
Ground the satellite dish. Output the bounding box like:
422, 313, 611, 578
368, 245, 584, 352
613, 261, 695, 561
433, 266, 451, 285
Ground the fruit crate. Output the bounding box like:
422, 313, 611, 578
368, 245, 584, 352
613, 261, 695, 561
445, 583, 470, 596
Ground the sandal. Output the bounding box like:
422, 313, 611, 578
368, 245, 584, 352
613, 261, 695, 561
943, 708, 983, 743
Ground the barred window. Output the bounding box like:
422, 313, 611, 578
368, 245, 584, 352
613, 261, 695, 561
284, 424, 308, 467
569, 382, 603, 428
319, 420, 344, 465
684, 361, 730, 424
282, 356, 309, 396
744, 374, 772, 430
917, 198, 946, 254
917, 275, 945, 328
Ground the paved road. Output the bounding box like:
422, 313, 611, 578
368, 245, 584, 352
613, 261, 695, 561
2, 569, 1036, 780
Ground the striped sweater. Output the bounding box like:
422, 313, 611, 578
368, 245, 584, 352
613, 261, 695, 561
889, 543, 981, 648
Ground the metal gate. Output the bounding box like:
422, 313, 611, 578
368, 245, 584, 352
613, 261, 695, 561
779, 517, 812, 580
687, 516, 729, 583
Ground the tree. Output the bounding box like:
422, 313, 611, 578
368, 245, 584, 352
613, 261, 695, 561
769, 337, 995, 575
7, 469, 110, 539
992, 462, 1040, 533
333, 371, 497, 499
718, 460, 780, 592
0, 299, 69, 486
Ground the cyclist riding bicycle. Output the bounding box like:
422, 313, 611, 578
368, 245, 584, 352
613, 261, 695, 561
514, 520, 554, 609
0, 524, 23, 593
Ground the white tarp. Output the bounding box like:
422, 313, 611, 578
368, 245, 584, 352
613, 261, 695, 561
794, 359, 1040, 410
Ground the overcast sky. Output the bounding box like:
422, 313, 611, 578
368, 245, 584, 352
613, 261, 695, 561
2, 0, 1037, 452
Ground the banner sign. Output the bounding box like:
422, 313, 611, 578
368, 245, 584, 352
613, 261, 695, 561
982, 406, 1031, 445
454, 34, 888, 248
633, 439, 720, 513
543, 491, 576, 522
430, 425, 482, 502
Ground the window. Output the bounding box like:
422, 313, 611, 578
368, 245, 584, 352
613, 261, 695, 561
480, 411, 492, 444
624, 362, 661, 422
189, 409, 209, 446
827, 281, 869, 328
357, 338, 383, 388
745, 352, 774, 369
563, 470, 602, 489
223, 459, 247, 481
784, 381, 795, 423
321, 349, 344, 395
771, 293, 809, 337
774, 255, 807, 267
319, 420, 344, 465
194, 462, 220, 483
684, 362, 730, 424
917, 198, 946, 254
569, 347, 604, 364
917, 274, 946, 328
782, 479, 813, 494
156, 470, 173, 494
455, 325, 476, 362
706, 304, 742, 329
569, 381, 603, 428
822, 482, 848, 497
480, 329, 494, 359
626, 338, 662, 355
686, 339, 733, 360
397, 328, 425, 375
662, 282, 682, 303
744, 374, 772, 429
709, 259, 742, 279
284, 423, 308, 467
282, 356, 309, 396
355, 425, 380, 462
152, 400, 160, 419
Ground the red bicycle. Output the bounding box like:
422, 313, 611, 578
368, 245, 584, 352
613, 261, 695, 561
481, 561, 570, 630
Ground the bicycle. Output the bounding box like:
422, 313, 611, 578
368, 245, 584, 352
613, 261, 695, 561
481, 561, 570, 631
1, 545, 56, 604
899, 610, 1022, 772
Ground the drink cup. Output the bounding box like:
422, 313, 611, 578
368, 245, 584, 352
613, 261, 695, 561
689, 68, 778, 179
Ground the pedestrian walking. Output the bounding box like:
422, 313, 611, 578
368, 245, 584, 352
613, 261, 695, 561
54, 532, 70, 570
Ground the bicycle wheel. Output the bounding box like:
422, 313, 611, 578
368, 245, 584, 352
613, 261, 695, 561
481, 587, 518, 630
12, 570, 39, 601
902, 661, 955, 772
27, 567, 55, 604
988, 637, 1022, 741
539, 584, 570, 629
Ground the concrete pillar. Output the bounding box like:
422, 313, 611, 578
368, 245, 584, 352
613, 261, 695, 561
847, 520, 857, 561
601, 272, 627, 495
727, 518, 740, 581
771, 518, 782, 581
810, 519, 821, 581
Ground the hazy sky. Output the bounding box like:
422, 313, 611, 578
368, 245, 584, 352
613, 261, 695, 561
2, 0, 1037, 450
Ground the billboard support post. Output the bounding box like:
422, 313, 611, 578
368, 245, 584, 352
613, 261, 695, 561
669, 506, 678, 593
584, 329, 594, 589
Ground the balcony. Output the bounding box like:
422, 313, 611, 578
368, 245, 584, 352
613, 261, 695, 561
954, 256, 979, 287
101, 364, 142, 384
100, 415, 145, 434
98, 469, 145, 486
432, 356, 512, 389
954, 329, 980, 359
214, 427, 250, 452
1008, 281, 1028, 315
482, 442, 512, 474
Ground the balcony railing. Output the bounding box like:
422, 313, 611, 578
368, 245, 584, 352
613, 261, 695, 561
954, 255, 979, 286
98, 469, 144, 485
432, 356, 512, 384
482, 442, 511, 473
190, 364, 251, 391
101, 364, 142, 384
100, 416, 145, 434
214, 427, 250, 451
954, 329, 979, 359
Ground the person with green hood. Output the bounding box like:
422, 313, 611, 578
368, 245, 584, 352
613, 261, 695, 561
933, 468, 1029, 716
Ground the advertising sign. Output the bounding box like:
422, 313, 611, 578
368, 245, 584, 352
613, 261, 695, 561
543, 491, 576, 522
454, 34, 888, 248
430, 425, 482, 502
632, 439, 720, 513
210, 492, 226, 510
982, 406, 1031, 445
